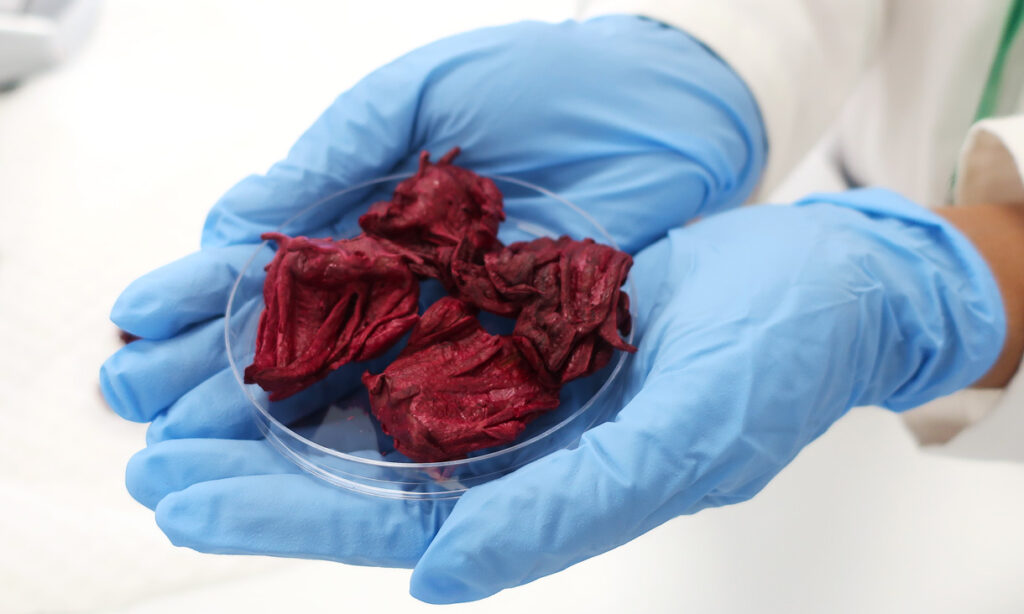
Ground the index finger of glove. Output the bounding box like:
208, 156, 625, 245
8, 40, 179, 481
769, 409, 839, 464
111, 244, 270, 340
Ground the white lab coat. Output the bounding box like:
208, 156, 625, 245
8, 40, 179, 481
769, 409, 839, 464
582, 0, 1024, 461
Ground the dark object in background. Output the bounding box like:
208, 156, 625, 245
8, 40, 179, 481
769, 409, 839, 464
0, 0, 102, 88
363, 297, 560, 462
244, 233, 420, 401
118, 330, 140, 344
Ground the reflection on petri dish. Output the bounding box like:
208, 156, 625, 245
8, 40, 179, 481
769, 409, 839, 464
224, 174, 636, 499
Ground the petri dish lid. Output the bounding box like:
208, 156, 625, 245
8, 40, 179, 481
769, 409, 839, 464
224, 173, 636, 499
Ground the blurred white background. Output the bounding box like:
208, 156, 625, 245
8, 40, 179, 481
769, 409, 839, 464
1, 1, 1023, 612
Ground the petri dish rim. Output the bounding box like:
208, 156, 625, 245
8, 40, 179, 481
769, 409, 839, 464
223, 172, 635, 471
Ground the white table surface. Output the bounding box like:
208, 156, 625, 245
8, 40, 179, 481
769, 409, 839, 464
2, 2, 1023, 612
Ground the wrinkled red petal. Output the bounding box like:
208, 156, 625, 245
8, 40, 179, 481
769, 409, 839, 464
244, 232, 420, 401
245, 150, 637, 461
458, 236, 636, 383
450, 238, 520, 317
363, 298, 560, 462
359, 148, 505, 289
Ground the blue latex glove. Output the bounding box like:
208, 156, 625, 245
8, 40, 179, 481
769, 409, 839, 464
101, 14, 763, 434
401, 189, 1005, 602
102, 14, 764, 580
119, 188, 1005, 602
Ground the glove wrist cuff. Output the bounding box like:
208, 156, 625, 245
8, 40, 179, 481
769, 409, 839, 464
794, 188, 1007, 411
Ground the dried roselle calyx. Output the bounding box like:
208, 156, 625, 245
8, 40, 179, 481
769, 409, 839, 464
358, 147, 504, 288
486, 236, 636, 383
449, 238, 521, 317
244, 148, 638, 458
362, 297, 561, 462
244, 232, 420, 401
451, 234, 567, 318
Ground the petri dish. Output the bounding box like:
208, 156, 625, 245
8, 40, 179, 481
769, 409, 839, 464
224, 174, 636, 500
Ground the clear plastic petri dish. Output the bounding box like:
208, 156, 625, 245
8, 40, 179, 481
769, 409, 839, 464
224, 173, 636, 500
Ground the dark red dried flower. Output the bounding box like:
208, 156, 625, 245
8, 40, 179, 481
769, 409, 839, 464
497, 237, 634, 382
449, 238, 521, 317
244, 232, 420, 401
362, 297, 561, 462
358, 147, 504, 289
246, 150, 637, 461
454, 236, 635, 383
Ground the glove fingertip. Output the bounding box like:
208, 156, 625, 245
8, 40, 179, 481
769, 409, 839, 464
146, 414, 171, 445
99, 356, 145, 422
125, 448, 163, 510
154, 488, 206, 550
410, 559, 490, 604
110, 287, 169, 340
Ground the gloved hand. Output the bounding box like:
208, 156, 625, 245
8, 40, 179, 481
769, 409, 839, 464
119, 188, 1006, 603
101, 14, 763, 436
101, 13, 764, 584
400, 189, 1005, 602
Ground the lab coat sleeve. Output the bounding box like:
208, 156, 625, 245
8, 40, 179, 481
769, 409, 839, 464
902, 115, 1024, 462
577, 0, 886, 195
